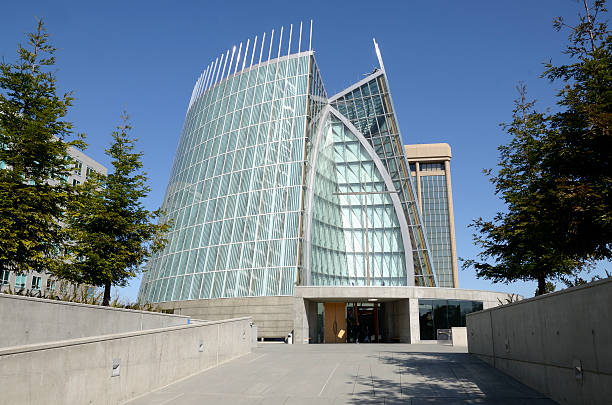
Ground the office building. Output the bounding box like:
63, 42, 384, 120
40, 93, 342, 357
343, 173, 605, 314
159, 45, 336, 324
0, 147, 107, 295
404, 143, 458, 288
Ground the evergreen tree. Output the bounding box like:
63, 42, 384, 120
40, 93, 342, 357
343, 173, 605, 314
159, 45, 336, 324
464, 85, 588, 295
542, 0, 612, 260
60, 114, 169, 306
0, 19, 84, 274
465, 1, 610, 294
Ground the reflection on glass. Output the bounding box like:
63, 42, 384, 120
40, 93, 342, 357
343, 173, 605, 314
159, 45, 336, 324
418, 299, 483, 340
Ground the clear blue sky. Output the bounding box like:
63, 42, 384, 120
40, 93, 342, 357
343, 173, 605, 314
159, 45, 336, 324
1, 0, 608, 301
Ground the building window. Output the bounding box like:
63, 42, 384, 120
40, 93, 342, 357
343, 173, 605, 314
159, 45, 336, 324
86, 167, 95, 178
420, 162, 445, 172
46, 279, 56, 291
15, 273, 27, 289
1, 270, 9, 285
31, 276, 41, 290
409, 163, 416, 173
73, 159, 83, 174
72, 179, 81, 186
418, 299, 483, 340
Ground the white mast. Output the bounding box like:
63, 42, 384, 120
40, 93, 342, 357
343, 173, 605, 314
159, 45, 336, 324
373, 38, 385, 72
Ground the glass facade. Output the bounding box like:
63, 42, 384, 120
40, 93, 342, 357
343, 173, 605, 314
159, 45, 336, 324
138, 33, 454, 304
308, 113, 406, 286
330, 74, 436, 286
420, 175, 453, 287
406, 153, 456, 288
140, 53, 313, 302
418, 299, 483, 340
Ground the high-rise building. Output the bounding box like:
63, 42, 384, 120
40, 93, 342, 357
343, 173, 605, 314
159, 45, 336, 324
404, 143, 458, 288
0, 147, 107, 295
138, 24, 510, 342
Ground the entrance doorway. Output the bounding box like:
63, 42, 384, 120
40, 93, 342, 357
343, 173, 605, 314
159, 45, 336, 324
323, 302, 347, 343
319, 302, 383, 343
347, 302, 381, 343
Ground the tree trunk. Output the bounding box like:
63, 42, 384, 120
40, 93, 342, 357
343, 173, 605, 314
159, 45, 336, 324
537, 275, 546, 296
102, 281, 111, 306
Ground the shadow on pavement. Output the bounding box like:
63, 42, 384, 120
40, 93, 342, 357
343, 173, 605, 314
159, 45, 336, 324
346, 351, 556, 405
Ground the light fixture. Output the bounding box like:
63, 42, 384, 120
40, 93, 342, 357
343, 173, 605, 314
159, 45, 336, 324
368, 298, 378, 302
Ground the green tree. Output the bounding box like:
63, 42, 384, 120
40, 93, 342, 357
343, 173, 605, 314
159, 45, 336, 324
464, 85, 588, 295
465, 1, 610, 295
541, 0, 612, 260
60, 114, 170, 305
0, 19, 84, 274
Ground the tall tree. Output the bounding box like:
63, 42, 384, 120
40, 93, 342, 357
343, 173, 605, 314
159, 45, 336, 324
542, 0, 612, 260
465, 1, 610, 295
464, 85, 588, 295
0, 19, 84, 274
60, 114, 169, 306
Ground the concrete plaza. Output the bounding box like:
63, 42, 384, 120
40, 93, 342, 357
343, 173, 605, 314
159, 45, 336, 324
126, 343, 554, 404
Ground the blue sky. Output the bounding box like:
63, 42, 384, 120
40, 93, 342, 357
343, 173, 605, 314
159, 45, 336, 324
1, 0, 608, 301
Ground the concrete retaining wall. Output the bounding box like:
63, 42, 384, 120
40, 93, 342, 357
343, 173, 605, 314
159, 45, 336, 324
0, 294, 190, 347
451, 327, 467, 346
467, 277, 612, 405
159, 296, 294, 338
0, 317, 252, 405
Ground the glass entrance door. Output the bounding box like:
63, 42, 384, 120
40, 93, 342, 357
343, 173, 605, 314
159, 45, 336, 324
347, 302, 381, 343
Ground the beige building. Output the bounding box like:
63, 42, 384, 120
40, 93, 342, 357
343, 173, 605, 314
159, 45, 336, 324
404, 143, 458, 288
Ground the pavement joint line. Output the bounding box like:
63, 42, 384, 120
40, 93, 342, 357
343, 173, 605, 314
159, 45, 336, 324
189, 392, 264, 399
246, 353, 266, 363
158, 392, 184, 405
318, 362, 340, 396
396, 352, 403, 398
370, 364, 375, 397
352, 364, 360, 395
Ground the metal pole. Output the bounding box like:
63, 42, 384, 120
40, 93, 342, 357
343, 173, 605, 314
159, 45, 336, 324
309, 19, 312, 51
242, 39, 249, 71
364, 191, 370, 286
374, 302, 379, 343
298, 21, 303, 52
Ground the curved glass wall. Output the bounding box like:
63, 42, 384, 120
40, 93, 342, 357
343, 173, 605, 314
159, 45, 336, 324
138, 34, 448, 304
309, 113, 407, 286
139, 53, 313, 302
330, 73, 437, 286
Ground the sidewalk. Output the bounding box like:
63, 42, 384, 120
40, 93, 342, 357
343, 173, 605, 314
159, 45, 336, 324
126, 343, 555, 404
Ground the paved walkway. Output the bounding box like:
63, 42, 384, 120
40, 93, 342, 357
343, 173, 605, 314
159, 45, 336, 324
127, 343, 555, 404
